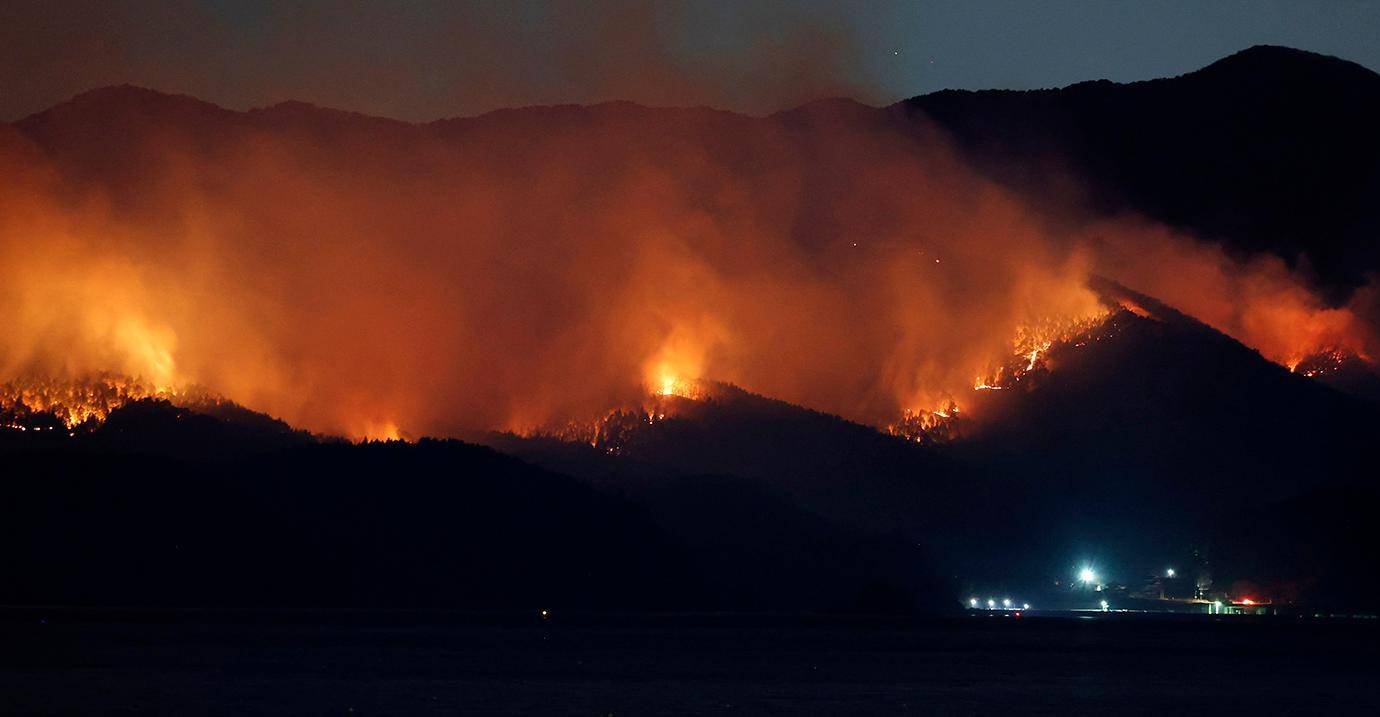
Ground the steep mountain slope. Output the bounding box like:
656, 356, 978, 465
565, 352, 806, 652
945, 280, 1378, 595
482, 280, 1379, 603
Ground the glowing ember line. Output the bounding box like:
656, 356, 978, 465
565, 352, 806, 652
891, 306, 1114, 444
0, 374, 183, 429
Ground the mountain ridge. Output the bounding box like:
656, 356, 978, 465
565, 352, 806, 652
16, 44, 1378, 300
19, 46, 1376, 130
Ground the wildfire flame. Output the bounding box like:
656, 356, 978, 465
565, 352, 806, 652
358, 420, 405, 442
547, 390, 702, 456
0, 373, 181, 432
1, 92, 1374, 443
1287, 348, 1366, 378
887, 305, 1114, 444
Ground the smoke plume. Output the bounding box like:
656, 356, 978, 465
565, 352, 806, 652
0, 92, 1372, 438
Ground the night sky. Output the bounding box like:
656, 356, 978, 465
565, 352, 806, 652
3, 1, 1378, 121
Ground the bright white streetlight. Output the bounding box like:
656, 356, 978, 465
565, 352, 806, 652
1078, 567, 1097, 585
1099, 600, 1109, 611
1002, 598, 1011, 608
969, 598, 978, 608
1166, 568, 1176, 578
1022, 603, 1030, 610
987, 599, 996, 609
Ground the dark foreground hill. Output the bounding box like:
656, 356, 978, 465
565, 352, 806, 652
486, 282, 1380, 607
0, 400, 937, 612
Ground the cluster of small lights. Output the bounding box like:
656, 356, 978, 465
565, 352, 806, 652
964, 561, 1269, 616
968, 597, 1030, 611
2, 423, 77, 437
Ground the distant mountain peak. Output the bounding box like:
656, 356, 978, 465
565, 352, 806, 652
1210, 44, 1368, 69
27, 84, 232, 119
899, 45, 1379, 104
1186, 44, 1380, 86
68, 83, 185, 104
13, 85, 242, 137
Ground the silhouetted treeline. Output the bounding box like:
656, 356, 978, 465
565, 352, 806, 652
0, 401, 938, 613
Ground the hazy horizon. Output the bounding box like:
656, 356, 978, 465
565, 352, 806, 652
4, 1, 1378, 123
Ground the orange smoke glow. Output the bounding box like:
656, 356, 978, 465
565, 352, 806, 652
0, 97, 1373, 440
1089, 219, 1376, 370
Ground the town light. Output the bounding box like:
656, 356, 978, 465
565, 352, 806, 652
1002, 598, 1011, 608
970, 598, 978, 608
1166, 568, 1175, 578
1099, 600, 1109, 611
1079, 567, 1097, 585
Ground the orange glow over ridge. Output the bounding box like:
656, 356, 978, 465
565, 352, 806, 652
0, 100, 1374, 441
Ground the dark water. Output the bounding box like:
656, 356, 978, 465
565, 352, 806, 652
2, 611, 1377, 715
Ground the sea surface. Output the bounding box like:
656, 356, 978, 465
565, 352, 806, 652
2, 610, 1376, 715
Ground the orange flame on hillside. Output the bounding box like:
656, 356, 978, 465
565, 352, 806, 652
0, 96, 1374, 441
887, 304, 1113, 443
0, 374, 180, 431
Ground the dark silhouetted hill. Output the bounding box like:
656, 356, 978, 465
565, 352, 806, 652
0, 400, 938, 613
942, 279, 1378, 600
482, 284, 1379, 606
900, 46, 1380, 300
479, 381, 951, 534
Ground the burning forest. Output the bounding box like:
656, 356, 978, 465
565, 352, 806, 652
5, 3, 1380, 711
0, 82, 1376, 445
0, 373, 173, 433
